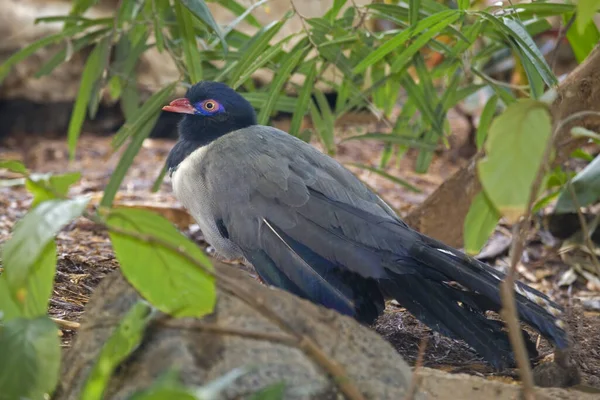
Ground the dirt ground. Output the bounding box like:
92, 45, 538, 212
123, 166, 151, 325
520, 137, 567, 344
1, 119, 599, 389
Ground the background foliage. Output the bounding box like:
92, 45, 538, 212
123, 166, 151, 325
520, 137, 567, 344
1, 0, 600, 398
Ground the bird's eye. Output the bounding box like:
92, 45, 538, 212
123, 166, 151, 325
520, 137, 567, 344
201, 100, 219, 113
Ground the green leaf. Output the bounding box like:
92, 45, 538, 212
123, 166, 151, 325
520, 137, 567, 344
232, 38, 291, 89
0, 25, 85, 83
464, 192, 501, 255
219, 0, 262, 29
249, 382, 287, 400
151, 162, 169, 193
310, 101, 335, 155
0, 160, 28, 175
390, 13, 461, 74
128, 370, 196, 400
257, 46, 310, 125
35, 28, 111, 78
102, 113, 161, 208
481, 13, 557, 87
228, 19, 287, 88
477, 100, 552, 223
555, 153, 600, 213
106, 208, 216, 317
326, 0, 348, 23
20, 241, 57, 318
349, 163, 421, 193
80, 301, 156, 400
576, 0, 600, 35
476, 95, 498, 149
565, 12, 600, 63
289, 61, 317, 138
2, 198, 89, 297
458, 0, 469, 10
342, 132, 436, 149
67, 37, 110, 160
175, 2, 203, 83
409, 0, 421, 26
179, 0, 228, 52
0, 276, 21, 322
241, 92, 298, 113
25, 172, 81, 207
353, 10, 460, 74
0, 317, 61, 400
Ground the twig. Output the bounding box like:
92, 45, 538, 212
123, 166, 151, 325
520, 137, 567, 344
289, 0, 319, 49
550, 15, 576, 73
566, 181, 600, 275
404, 337, 428, 400
51, 317, 81, 330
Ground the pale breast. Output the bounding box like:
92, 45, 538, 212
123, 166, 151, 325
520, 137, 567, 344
171, 144, 242, 259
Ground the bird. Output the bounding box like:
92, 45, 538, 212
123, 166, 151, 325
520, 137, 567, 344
162, 81, 569, 370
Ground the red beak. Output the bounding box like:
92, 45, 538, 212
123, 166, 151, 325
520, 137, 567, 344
162, 98, 196, 114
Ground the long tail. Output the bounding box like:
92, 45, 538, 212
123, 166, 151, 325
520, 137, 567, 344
382, 233, 568, 369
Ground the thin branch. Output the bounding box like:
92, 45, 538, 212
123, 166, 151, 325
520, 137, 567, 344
566, 181, 600, 275
404, 337, 428, 400
289, 0, 319, 48
550, 15, 576, 73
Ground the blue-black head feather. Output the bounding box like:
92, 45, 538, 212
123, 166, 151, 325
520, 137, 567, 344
165, 81, 258, 174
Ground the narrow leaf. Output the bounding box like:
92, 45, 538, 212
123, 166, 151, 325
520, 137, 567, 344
555, 153, 600, 213
409, 0, 421, 26
289, 61, 317, 138
349, 163, 421, 192
476, 95, 498, 149
175, 2, 203, 83
342, 132, 436, 149
0, 160, 28, 175
67, 37, 110, 160
179, 0, 228, 51
257, 46, 310, 125
80, 301, 156, 400
107, 208, 216, 317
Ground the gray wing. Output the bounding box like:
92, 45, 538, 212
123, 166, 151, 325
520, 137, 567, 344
201, 126, 417, 322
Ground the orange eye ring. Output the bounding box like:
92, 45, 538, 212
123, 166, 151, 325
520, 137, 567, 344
202, 100, 217, 112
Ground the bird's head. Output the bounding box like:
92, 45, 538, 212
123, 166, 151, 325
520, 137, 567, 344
163, 81, 257, 141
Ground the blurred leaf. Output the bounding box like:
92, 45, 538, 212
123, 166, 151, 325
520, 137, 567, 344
0, 317, 61, 400
415, 130, 437, 173
570, 148, 595, 162
515, 44, 545, 99
196, 367, 251, 399
289, 61, 317, 138
228, 19, 287, 87
482, 14, 557, 87
179, 0, 227, 52
241, 92, 298, 113
106, 208, 216, 318
232, 37, 293, 88
249, 382, 286, 400
565, 12, 600, 63
26, 172, 81, 207
409, 0, 421, 26
219, 0, 262, 29
257, 46, 310, 125
175, 2, 203, 83
0, 160, 28, 175
476, 95, 498, 149
2, 198, 89, 298
35, 28, 111, 78
0, 276, 21, 322
151, 162, 169, 193
354, 10, 461, 73
464, 191, 501, 255
458, 0, 469, 10
510, 3, 575, 19
20, 241, 56, 319
110, 80, 176, 153
555, 153, 600, 213
67, 37, 110, 160
576, 0, 600, 35
343, 132, 436, 149
81, 301, 156, 400
0, 25, 85, 83
310, 100, 335, 155
571, 126, 600, 142
102, 112, 161, 208
400, 74, 443, 136
325, 0, 348, 23
477, 100, 552, 223
349, 163, 421, 192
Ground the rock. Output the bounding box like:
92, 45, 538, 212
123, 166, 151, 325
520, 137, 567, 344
54, 261, 417, 400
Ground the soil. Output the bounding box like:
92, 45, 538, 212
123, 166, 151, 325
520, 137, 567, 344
1, 121, 599, 388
